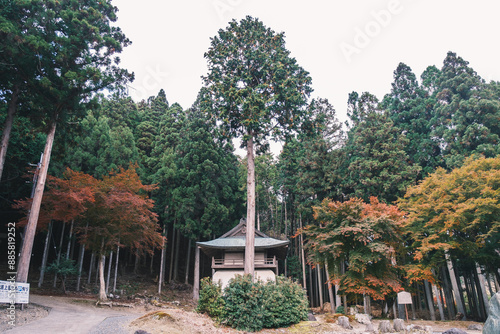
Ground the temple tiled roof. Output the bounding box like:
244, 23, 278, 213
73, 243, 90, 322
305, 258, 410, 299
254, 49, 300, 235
196, 219, 289, 258
197, 236, 289, 249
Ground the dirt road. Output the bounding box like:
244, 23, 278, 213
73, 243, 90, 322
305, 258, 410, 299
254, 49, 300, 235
5, 295, 140, 334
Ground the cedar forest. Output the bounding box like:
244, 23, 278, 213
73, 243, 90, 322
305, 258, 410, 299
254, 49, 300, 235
1, 1, 499, 323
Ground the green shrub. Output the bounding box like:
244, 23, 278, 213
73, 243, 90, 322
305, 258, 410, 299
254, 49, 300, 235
222, 274, 264, 332
217, 274, 308, 332
336, 305, 345, 314
261, 276, 309, 328
197, 274, 309, 332
196, 277, 225, 320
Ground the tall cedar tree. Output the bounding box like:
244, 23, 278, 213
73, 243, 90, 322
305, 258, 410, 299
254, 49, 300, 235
171, 108, 243, 240
341, 92, 421, 203
432, 52, 500, 169
299, 197, 405, 300
11, 0, 133, 283
398, 156, 500, 282
203, 16, 312, 276
382, 63, 442, 177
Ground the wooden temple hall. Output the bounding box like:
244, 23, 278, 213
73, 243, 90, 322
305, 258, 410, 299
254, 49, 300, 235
193, 219, 290, 299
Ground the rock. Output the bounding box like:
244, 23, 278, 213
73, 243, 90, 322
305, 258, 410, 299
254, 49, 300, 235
379, 320, 392, 333
307, 312, 316, 321
365, 322, 375, 332
337, 316, 352, 329
467, 324, 482, 330
484, 292, 500, 334
442, 329, 467, 334
134, 331, 150, 334
406, 324, 430, 333
393, 318, 405, 331
355, 313, 371, 324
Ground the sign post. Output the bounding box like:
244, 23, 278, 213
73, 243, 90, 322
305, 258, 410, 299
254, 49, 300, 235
397, 291, 412, 322
0, 280, 30, 304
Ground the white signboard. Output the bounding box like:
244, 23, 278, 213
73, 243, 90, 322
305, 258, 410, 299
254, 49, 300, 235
397, 291, 412, 304
0, 280, 30, 304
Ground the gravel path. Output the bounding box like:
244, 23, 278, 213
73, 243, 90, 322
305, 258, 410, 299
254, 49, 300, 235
89, 315, 137, 334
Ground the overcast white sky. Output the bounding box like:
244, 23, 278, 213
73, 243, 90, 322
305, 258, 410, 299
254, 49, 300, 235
113, 0, 500, 126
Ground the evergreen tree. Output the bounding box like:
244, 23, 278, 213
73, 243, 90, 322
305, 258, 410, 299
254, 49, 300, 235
340, 92, 421, 203
12, 0, 133, 283
171, 108, 243, 240
432, 52, 500, 168
383, 63, 442, 177
202, 16, 312, 276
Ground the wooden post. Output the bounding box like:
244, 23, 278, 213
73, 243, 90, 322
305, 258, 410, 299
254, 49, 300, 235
193, 245, 200, 300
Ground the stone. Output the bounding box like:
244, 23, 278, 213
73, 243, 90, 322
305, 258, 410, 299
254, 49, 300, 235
307, 312, 317, 321
379, 320, 392, 333
442, 329, 467, 334
337, 316, 352, 329
393, 318, 405, 331
467, 324, 482, 330
365, 322, 375, 332
355, 313, 371, 324
484, 292, 500, 334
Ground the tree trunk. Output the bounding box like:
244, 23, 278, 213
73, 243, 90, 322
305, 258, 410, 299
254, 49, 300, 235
476, 263, 490, 317
300, 214, 307, 289
193, 245, 200, 300
168, 227, 176, 283
445, 251, 466, 319
325, 263, 335, 312
432, 283, 445, 320
317, 265, 324, 310
17, 119, 57, 283
308, 264, 314, 306
464, 274, 476, 318
244, 135, 256, 278
98, 254, 107, 301
185, 238, 192, 284
134, 249, 140, 274
441, 265, 455, 320
76, 222, 88, 292
149, 251, 154, 275
424, 280, 436, 320
88, 252, 95, 285
173, 230, 181, 281
54, 222, 66, 288
158, 224, 167, 294
76, 242, 85, 292
113, 245, 120, 294
66, 220, 74, 259
106, 251, 113, 295
0, 85, 19, 182
38, 221, 52, 288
